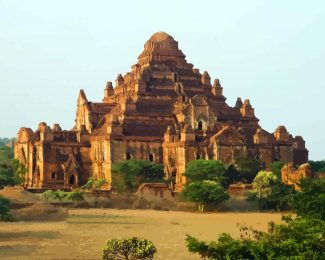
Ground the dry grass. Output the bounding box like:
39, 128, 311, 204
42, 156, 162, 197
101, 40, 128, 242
0, 209, 283, 260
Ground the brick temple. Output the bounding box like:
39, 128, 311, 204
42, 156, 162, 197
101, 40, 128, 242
15, 32, 308, 191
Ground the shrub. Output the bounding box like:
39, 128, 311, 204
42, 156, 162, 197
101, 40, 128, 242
291, 178, 325, 220
0, 195, 12, 221
186, 216, 325, 259
182, 180, 229, 212
229, 157, 260, 183
102, 237, 157, 260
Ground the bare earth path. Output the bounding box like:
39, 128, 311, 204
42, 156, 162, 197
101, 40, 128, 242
0, 209, 283, 260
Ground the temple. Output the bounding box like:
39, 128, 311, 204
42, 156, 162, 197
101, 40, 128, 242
14, 32, 308, 191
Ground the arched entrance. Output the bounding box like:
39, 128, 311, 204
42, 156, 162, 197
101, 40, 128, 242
198, 121, 203, 130
69, 175, 75, 185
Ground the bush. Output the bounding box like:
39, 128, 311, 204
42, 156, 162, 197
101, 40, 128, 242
182, 180, 229, 212
186, 216, 325, 259
0, 195, 12, 221
81, 177, 108, 190
291, 178, 325, 220
112, 160, 164, 193
102, 237, 157, 260
270, 161, 285, 180
184, 160, 226, 183
41, 190, 84, 206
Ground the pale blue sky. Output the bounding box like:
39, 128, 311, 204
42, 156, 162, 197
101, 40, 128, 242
0, 1, 324, 160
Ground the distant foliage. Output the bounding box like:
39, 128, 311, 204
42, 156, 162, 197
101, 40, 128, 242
184, 160, 226, 183
291, 178, 325, 220
309, 160, 325, 173
112, 160, 164, 193
102, 237, 157, 260
186, 216, 325, 259
0, 195, 12, 221
182, 180, 229, 212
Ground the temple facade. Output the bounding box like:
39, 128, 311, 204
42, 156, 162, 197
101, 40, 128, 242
15, 32, 308, 190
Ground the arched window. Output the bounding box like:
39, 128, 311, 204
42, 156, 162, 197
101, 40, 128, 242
125, 152, 131, 160
148, 153, 154, 162
196, 153, 201, 160
51, 172, 56, 180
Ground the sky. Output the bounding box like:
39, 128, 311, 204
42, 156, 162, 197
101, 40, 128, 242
0, 0, 324, 160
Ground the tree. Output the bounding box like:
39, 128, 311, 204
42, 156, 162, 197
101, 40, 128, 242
290, 178, 325, 220
0, 195, 12, 221
41, 190, 84, 206
270, 161, 285, 179
233, 157, 260, 183
102, 237, 157, 260
182, 180, 229, 212
0, 159, 27, 188
252, 171, 278, 199
112, 160, 164, 193
309, 160, 325, 173
185, 216, 325, 259
184, 160, 226, 183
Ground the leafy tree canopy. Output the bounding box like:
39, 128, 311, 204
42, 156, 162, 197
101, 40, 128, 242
291, 178, 325, 220
184, 160, 226, 183
186, 216, 325, 260
270, 161, 285, 179
182, 180, 229, 212
232, 157, 260, 183
112, 160, 164, 193
102, 237, 157, 260
309, 160, 325, 173
252, 171, 278, 199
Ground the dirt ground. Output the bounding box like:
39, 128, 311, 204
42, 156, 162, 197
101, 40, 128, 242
0, 209, 283, 260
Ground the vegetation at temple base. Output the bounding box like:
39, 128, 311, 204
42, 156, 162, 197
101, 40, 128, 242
185, 216, 325, 260
0, 159, 27, 188
182, 180, 229, 212
184, 160, 226, 183
0, 195, 12, 221
81, 177, 108, 190
309, 160, 325, 173
102, 237, 157, 260
112, 160, 164, 193
41, 190, 84, 205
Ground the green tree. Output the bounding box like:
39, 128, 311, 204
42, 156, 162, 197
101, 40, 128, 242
252, 171, 278, 199
270, 161, 285, 179
112, 160, 164, 193
0, 195, 12, 221
185, 216, 325, 259
291, 178, 325, 220
233, 157, 260, 183
0, 159, 26, 188
182, 180, 229, 212
184, 160, 226, 183
102, 237, 157, 260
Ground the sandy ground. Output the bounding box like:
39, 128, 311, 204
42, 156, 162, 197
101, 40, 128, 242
0, 209, 283, 260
